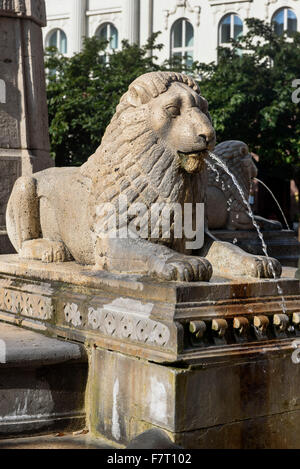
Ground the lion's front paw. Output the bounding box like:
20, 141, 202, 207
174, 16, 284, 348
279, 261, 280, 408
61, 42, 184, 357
150, 255, 212, 282
42, 242, 69, 263
246, 255, 282, 279
20, 239, 71, 263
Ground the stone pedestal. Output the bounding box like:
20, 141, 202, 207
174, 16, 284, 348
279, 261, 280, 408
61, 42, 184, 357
0, 255, 300, 447
0, 0, 53, 252
89, 347, 300, 449
212, 229, 300, 267
0, 322, 87, 437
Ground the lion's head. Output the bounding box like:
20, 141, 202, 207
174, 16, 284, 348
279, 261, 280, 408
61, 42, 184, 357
207, 140, 257, 230
80, 71, 216, 244
210, 140, 257, 195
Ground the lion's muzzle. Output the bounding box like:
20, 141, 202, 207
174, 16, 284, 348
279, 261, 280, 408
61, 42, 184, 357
178, 150, 208, 174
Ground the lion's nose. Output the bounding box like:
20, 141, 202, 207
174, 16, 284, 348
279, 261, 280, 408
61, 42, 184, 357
199, 134, 208, 144
198, 131, 215, 149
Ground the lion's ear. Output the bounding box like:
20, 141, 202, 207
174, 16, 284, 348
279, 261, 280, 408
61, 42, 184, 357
241, 145, 249, 156
127, 84, 151, 107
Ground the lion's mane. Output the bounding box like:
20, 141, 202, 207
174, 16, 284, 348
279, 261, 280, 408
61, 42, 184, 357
80, 71, 207, 247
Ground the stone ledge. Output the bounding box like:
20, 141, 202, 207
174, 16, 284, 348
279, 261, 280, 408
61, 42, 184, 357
0, 432, 115, 449
0, 322, 87, 367
0, 323, 87, 438
0, 255, 299, 365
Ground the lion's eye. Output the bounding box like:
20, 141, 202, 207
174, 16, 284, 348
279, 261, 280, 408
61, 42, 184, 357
166, 106, 180, 118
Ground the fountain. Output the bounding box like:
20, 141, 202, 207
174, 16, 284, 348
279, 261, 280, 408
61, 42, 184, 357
254, 177, 290, 231
1, 72, 300, 449
208, 150, 289, 315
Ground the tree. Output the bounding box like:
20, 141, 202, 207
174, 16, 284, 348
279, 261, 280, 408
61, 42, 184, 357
45, 34, 164, 166
45, 19, 300, 185
197, 18, 300, 184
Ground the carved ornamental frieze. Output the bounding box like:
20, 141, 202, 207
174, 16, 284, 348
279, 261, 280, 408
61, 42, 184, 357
0, 268, 299, 364
0, 287, 53, 320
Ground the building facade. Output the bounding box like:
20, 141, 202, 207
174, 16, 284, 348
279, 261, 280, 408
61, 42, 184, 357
43, 0, 300, 64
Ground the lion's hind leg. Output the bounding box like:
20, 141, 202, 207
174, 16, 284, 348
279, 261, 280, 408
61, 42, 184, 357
6, 176, 41, 252
7, 176, 72, 263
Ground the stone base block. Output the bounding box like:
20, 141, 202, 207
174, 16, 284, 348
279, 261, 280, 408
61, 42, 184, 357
0, 323, 87, 437
88, 347, 300, 449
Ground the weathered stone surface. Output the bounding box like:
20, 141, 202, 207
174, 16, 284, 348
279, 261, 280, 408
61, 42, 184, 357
88, 347, 300, 448
0, 14, 50, 158
0, 256, 299, 447
0, 258, 298, 361
0, 322, 87, 437
175, 410, 300, 449
127, 429, 180, 449
0, 321, 86, 366
0, 255, 298, 364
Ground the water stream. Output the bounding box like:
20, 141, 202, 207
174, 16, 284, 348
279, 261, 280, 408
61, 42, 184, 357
254, 177, 290, 230
207, 151, 287, 313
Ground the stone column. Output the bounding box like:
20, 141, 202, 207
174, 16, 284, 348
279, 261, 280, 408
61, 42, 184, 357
71, 0, 87, 55
125, 0, 140, 45
0, 0, 53, 252
139, 0, 153, 50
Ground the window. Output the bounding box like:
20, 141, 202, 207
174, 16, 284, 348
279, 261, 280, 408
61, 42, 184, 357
46, 29, 68, 76
272, 8, 297, 37
47, 29, 67, 54
171, 18, 194, 67
97, 23, 118, 63
219, 14, 243, 44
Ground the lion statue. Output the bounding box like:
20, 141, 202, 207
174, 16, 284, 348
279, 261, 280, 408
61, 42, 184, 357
206, 140, 282, 231
6, 71, 281, 281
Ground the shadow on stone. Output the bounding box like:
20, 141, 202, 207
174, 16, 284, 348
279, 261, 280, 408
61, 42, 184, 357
127, 429, 181, 449
295, 258, 300, 279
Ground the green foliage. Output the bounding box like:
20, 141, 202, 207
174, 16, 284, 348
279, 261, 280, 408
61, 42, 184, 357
46, 20, 300, 181
45, 34, 164, 166
196, 18, 300, 180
